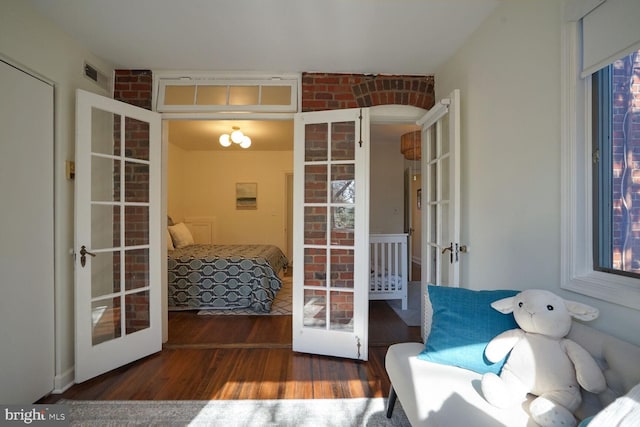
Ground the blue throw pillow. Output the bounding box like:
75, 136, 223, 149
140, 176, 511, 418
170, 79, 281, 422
417, 285, 519, 375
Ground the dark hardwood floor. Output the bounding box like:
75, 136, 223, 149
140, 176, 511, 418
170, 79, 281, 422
40, 300, 420, 403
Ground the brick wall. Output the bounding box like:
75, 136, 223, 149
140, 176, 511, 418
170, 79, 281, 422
302, 73, 434, 112
612, 51, 640, 272
114, 70, 153, 336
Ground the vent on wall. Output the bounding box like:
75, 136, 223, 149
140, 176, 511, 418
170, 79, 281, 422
83, 62, 109, 92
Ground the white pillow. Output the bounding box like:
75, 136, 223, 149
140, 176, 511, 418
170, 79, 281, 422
168, 222, 194, 248
167, 229, 174, 251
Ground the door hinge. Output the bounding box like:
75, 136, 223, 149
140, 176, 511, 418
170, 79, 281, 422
356, 336, 361, 359
593, 149, 600, 164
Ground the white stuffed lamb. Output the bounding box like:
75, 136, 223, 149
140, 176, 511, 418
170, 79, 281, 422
481, 289, 606, 427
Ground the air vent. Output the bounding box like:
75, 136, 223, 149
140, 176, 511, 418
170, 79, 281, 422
83, 62, 109, 92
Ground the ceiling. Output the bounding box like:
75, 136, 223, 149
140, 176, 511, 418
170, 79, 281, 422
29, 0, 496, 151
29, 0, 499, 75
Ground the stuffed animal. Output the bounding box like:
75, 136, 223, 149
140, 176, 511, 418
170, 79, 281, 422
481, 289, 606, 427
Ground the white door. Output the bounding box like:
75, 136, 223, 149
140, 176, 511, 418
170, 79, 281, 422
75, 89, 162, 383
421, 90, 461, 289
0, 60, 54, 403
292, 108, 370, 360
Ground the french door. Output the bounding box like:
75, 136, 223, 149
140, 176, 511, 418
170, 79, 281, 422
421, 90, 461, 289
292, 108, 370, 360
74, 90, 162, 382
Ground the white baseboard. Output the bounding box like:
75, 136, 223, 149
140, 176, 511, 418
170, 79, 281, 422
53, 367, 75, 394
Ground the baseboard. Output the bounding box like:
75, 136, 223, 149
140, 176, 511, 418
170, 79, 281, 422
53, 367, 74, 394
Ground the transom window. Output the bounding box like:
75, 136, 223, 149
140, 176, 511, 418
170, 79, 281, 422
154, 73, 298, 113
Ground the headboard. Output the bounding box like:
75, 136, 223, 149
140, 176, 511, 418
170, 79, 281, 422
184, 216, 217, 244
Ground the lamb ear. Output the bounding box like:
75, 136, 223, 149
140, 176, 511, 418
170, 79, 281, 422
490, 296, 515, 314
565, 300, 599, 321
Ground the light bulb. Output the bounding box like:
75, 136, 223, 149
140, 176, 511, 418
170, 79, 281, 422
240, 136, 251, 149
219, 134, 231, 147
231, 130, 244, 144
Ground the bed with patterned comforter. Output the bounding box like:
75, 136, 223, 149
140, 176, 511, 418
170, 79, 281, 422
168, 244, 288, 313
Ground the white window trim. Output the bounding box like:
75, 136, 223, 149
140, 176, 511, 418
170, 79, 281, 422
560, 20, 640, 310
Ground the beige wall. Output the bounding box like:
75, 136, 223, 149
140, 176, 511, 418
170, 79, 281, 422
435, 0, 640, 345
167, 145, 293, 251
0, 0, 115, 390
370, 134, 405, 234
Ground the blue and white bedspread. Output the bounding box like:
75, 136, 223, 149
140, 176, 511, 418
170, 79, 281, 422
168, 244, 288, 313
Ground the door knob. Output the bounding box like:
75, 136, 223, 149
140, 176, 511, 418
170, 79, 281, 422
79, 245, 96, 267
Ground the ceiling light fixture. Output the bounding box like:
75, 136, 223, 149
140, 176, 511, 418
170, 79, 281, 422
219, 126, 251, 149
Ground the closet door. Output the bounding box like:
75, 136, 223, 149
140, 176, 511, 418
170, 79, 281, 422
0, 60, 55, 403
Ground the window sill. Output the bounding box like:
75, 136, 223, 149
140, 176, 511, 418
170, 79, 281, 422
562, 271, 640, 311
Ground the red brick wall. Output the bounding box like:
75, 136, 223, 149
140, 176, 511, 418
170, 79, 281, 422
114, 70, 153, 335
612, 51, 640, 272
114, 70, 153, 110
302, 73, 434, 112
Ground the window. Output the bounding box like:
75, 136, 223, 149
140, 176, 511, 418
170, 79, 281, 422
560, 0, 640, 310
592, 51, 640, 279
153, 72, 299, 113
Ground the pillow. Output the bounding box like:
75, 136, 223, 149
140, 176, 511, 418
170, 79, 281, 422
417, 285, 519, 375
167, 229, 174, 251
168, 222, 194, 248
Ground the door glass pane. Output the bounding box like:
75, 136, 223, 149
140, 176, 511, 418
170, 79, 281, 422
91, 205, 120, 248
92, 296, 121, 346
125, 290, 150, 334
124, 161, 149, 202
304, 248, 326, 287
440, 115, 450, 155
91, 108, 119, 156
125, 248, 149, 291
125, 117, 150, 161
331, 121, 355, 161
426, 128, 436, 162
441, 157, 450, 199
331, 164, 355, 203
330, 207, 354, 245
124, 206, 149, 246
304, 206, 327, 245
164, 85, 195, 105
92, 156, 119, 202
303, 289, 326, 328
304, 165, 327, 203
330, 291, 354, 332
430, 161, 438, 201
305, 123, 328, 161
91, 251, 120, 297
440, 251, 450, 284
330, 249, 354, 289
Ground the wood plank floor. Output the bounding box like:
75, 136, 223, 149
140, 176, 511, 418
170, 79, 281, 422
40, 300, 420, 403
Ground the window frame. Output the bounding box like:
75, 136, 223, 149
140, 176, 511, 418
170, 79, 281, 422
560, 20, 640, 310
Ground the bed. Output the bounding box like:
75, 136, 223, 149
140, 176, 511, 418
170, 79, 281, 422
168, 244, 289, 313
369, 234, 408, 310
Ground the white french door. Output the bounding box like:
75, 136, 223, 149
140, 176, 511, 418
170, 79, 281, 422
292, 108, 370, 360
75, 90, 162, 383
421, 90, 461, 289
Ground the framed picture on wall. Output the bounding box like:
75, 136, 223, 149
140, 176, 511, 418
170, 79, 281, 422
236, 183, 257, 210
417, 188, 422, 210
